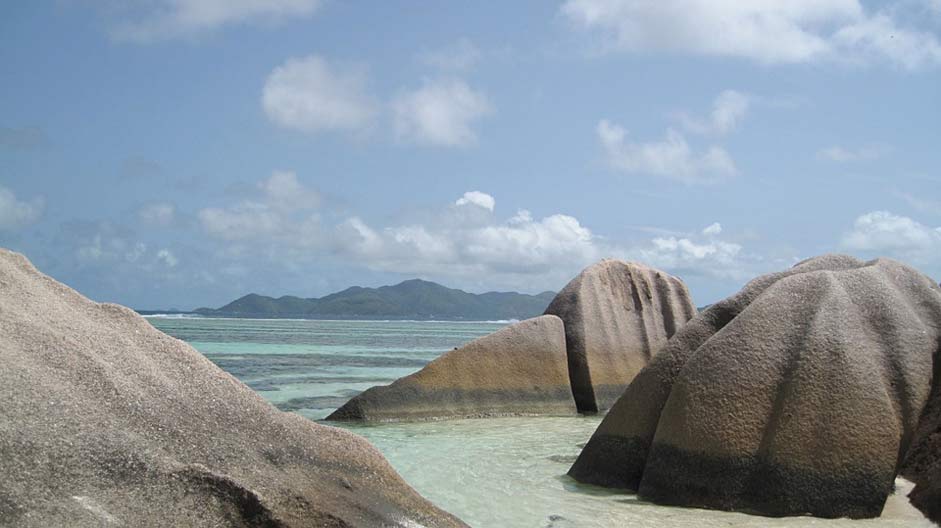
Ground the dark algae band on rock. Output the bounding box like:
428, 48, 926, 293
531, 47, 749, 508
0, 249, 466, 528
544, 259, 697, 413
328, 315, 576, 422
569, 254, 941, 519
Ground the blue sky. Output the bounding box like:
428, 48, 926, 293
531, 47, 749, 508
2, 1, 940, 309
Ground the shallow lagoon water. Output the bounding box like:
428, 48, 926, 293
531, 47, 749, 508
149, 317, 931, 528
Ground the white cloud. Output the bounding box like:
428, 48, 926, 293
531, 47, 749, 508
561, 0, 941, 69
702, 222, 723, 236
333, 192, 761, 288
156, 249, 178, 268
138, 202, 176, 226
831, 12, 941, 69
842, 211, 941, 255
112, 0, 322, 42
338, 200, 599, 279
632, 236, 747, 280
598, 120, 737, 184
259, 170, 321, 211
817, 144, 891, 162
393, 78, 492, 147
262, 55, 377, 134
0, 186, 44, 231
455, 191, 495, 212
420, 38, 482, 71
198, 171, 322, 245
678, 90, 751, 136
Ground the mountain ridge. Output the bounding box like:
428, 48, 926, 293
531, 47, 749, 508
192, 278, 556, 320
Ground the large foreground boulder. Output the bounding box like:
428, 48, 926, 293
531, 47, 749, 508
569, 254, 941, 519
903, 352, 941, 524
0, 249, 465, 528
544, 259, 696, 412
328, 315, 576, 422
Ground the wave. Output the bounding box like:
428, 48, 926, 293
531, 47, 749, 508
141, 313, 204, 319
149, 317, 515, 324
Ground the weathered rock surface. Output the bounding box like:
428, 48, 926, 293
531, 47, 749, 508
328, 315, 576, 422
569, 254, 941, 519
0, 249, 466, 528
544, 259, 696, 412
904, 348, 941, 524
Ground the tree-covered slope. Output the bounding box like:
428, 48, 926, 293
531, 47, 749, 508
195, 279, 554, 320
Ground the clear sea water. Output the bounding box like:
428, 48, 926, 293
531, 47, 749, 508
147, 316, 931, 528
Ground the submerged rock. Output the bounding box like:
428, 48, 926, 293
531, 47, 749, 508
569, 254, 941, 519
0, 249, 465, 528
544, 259, 696, 412
328, 315, 576, 422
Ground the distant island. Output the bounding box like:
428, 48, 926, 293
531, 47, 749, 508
178, 279, 556, 320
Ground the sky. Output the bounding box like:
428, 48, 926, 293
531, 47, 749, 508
2, 1, 940, 310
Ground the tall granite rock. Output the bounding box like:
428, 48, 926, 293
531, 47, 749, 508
903, 343, 941, 524
328, 315, 576, 422
569, 255, 941, 519
544, 259, 696, 412
0, 249, 466, 528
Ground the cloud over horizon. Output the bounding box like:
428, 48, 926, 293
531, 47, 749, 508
198, 171, 323, 249
192, 173, 765, 293
842, 211, 941, 265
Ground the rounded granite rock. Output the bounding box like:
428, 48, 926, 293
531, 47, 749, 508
544, 259, 696, 413
903, 342, 941, 524
0, 249, 466, 528
569, 254, 941, 519
328, 315, 577, 422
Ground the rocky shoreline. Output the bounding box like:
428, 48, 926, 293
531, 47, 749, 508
2, 247, 939, 525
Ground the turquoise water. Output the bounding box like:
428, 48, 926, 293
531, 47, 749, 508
148, 316, 931, 528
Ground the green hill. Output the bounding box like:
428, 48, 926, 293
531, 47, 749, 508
194, 279, 556, 320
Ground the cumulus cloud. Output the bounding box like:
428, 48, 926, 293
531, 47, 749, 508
455, 191, 495, 211
561, 0, 941, 69
258, 170, 322, 211
598, 120, 737, 184
198, 171, 322, 246
420, 38, 482, 71
702, 222, 723, 236
337, 201, 599, 279
393, 78, 492, 147
677, 90, 751, 136
0, 186, 44, 231
112, 0, 322, 42
817, 144, 891, 162
138, 202, 176, 226
842, 211, 941, 256
632, 235, 747, 280
331, 192, 762, 289
262, 55, 377, 134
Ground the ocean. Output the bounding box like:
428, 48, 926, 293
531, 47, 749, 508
147, 316, 931, 528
